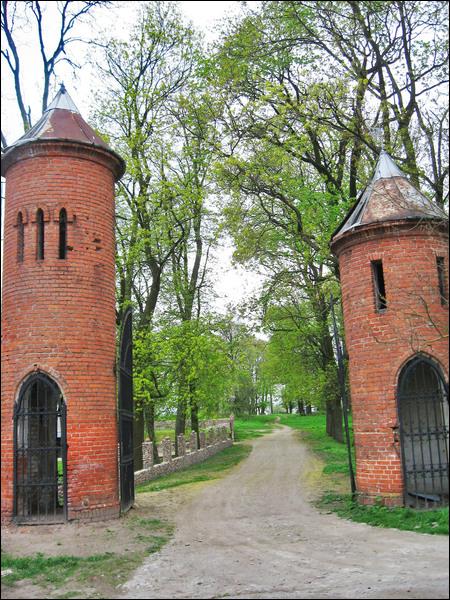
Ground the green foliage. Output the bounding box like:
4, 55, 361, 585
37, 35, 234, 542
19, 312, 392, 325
134, 319, 233, 422
136, 444, 252, 492
261, 305, 331, 411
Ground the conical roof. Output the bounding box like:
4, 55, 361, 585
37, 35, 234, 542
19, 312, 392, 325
332, 151, 446, 240
2, 84, 125, 178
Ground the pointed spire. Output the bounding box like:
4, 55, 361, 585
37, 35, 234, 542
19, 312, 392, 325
1, 85, 126, 181
332, 151, 446, 239
3, 85, 109, 151
372, 150, 404, 181
46, 83, 80, 113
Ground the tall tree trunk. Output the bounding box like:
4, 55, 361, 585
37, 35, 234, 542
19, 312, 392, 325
313, 289, 344, 443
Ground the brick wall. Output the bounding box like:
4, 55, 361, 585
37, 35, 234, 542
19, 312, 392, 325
1, 141, 122, 522
333, 220, 449, 505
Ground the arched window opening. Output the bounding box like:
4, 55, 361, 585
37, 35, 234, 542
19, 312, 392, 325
17, 212, 24, 262
398, 356, 449, 508
36, 209, 45, 260
14, 373, 67, 523
59, 208, 67, 259
371, 259, 387, 311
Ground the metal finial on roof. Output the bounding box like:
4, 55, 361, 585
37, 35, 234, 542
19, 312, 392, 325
373, 150, 404, 182
46, 84, 80, 113
371, 125, 384, 152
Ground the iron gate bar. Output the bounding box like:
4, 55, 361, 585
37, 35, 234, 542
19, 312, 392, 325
398, 356, 449, 508
13, 373, 67, 523
118, 308, 134, 513
330, 294, 356, 498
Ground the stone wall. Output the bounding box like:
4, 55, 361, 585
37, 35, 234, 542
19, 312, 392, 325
155, 418, 230, 430
135, 426, 232, 486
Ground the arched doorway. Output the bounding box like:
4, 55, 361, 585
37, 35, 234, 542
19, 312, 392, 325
398, 356, 449, 508
14, 373, 67, 523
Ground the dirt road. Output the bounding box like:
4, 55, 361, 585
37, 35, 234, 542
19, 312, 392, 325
121, 426, 449, 600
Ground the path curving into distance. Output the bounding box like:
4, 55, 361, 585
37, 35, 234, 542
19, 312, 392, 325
121, 426, 449, 599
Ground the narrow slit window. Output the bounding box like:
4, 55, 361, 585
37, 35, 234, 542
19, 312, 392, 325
372, 260, 387, 311
59, 208, 67, 259
17, 212, 24, 262
437, 257, 448, 305
36, 209, 44, 260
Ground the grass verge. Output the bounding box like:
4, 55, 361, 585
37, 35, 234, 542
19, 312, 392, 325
1, 517, 173, 597
137, 443, 252, 493
319, 493, 449, 535
137, 414, 279, 494
279, 413, 449, 535
234, 415, 278, 441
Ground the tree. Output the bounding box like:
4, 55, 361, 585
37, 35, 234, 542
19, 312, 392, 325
92, 1, 200, 460
162, 89, 223, 446
208, 0, 448, 441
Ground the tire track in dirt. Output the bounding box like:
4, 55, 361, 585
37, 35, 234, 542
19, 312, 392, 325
121, 426, 449, 599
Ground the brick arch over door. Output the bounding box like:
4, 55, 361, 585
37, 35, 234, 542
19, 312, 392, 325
397, 354, 449, 508
14, 372, 68, 523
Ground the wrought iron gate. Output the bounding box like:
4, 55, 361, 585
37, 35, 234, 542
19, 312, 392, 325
398, 356, 449, 508
118, 308, 134, 513
13, 373, 67, 523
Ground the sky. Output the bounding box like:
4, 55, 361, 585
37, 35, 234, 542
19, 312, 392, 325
1, 1, 263, 314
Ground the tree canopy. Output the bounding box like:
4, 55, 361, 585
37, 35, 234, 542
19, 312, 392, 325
1, 0, 448, 448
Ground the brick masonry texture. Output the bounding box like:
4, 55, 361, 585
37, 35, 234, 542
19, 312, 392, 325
332, 220, 449, 505
1, 141, 121, 522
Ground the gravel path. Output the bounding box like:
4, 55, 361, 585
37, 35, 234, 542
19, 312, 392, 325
121, 426, 449, 599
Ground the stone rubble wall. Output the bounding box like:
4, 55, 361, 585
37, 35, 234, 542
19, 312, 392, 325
134, 426, 232, 486
154, 418, 230, 430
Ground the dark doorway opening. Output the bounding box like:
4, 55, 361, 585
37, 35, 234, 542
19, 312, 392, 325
398, 356, 449, 508
14, 373, 67, 523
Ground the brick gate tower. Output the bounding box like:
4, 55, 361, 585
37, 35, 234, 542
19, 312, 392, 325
331, 151, 449, 508
1, 85, 125, 523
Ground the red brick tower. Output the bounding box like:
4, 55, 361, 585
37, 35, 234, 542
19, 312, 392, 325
1, 85, 125, 523
331, 151, 448, 507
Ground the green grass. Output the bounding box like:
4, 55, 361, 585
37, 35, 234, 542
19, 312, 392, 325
233, 415, 277, 441
137, 414, 278, 494
137, 443, 252, 493
153, 428, 175, 443
278, 414, 354, 474
1, 517, 174, 594
125, 516, 174, 553
279, 413, 448, 536
319, 493, 449, 535
1, 551, 115, 587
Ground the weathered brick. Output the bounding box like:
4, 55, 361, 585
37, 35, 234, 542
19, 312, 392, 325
332, 219, 448, 506
1, 137, 123, 523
